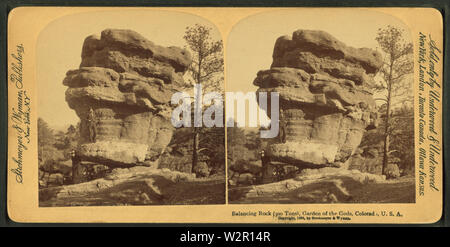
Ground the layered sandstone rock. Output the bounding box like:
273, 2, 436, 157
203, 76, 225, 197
254, 30, 382, 167
63, 29, 191, 166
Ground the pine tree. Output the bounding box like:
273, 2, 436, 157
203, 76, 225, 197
375, 26, 413, 175
183, 24, 224, 174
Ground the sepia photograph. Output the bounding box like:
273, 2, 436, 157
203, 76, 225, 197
36, 10, 226, 206
226, 9, 416, 204
6, 6, 442, 223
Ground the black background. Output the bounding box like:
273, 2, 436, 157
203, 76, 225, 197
0, 0, 449, 239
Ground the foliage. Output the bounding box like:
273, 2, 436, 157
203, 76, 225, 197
40, 145, 65, 168
357, 105, 414, 176
387, 106, 415, 174
227, 127, 260, 166
199, 127, 225, 175
57, 124, 80, 159
38, 118, 54, 147
227, 127, 246, 165
374, 25, 414, 107
38, 118, 55, 165
158, 127, 225, 176
183, 23, 224, 92
375, 25, 414, 175
38, 118, 81, 186
183, 23, 224, 174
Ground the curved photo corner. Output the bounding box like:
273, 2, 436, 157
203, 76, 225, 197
226, 9, 416, 204
36, 9, 226, 207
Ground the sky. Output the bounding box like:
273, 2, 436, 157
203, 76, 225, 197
224, 9, 412, 126
226, 8, 411, 92
37, 9, 221, 131
37, 9, 411, 131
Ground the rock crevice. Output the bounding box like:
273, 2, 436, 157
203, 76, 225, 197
255, 30, 382, 167
63, 29, 192, 166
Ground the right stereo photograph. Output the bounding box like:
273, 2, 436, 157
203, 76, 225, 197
226, 9, 415, 204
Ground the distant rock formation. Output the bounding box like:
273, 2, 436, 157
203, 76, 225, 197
254, 30, 382, 168
63, 29, 191, 167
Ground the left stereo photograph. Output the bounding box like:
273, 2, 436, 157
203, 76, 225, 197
30, 10, 226, 207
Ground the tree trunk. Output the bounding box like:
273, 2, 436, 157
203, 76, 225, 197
381, 61, 393, 176
192, 128, 199, 173
382, 132, 390, 175
192, 54, 202, 174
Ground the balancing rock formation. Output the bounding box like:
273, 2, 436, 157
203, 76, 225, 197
63, 29, 191, 167
254, 30, 383, 167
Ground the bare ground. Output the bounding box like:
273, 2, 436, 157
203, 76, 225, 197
39, 167, 225, 207
229, 174, 415, 204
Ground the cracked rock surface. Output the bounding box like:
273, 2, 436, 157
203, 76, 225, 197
63, 29, 192, 166
254, 30, 382, 167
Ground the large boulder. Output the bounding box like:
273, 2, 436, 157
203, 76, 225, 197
254, 29, 382, 167
63, 29, 191, 167
385, 163, 401, 179
81, 29, 191, 84
272, 30, 383, 75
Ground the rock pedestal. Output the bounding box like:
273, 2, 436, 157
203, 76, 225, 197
254, 30, 382, 168
63, 29, 191, 168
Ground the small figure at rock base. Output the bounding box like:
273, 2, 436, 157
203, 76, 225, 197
261, 150, 274, 184
87, 107, 97, 143
70, 149, 84, 184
